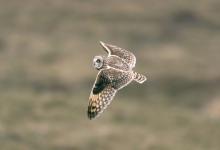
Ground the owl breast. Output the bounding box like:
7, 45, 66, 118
106, 56, 131, 71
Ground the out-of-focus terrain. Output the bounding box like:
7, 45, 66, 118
0, 0, 220, 149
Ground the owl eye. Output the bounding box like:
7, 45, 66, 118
96, 59, 101, 63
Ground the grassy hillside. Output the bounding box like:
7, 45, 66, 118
0, 0, 220, 149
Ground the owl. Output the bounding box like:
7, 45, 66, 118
88, 41, 147, 119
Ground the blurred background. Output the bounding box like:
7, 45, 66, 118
0, 0, 220, 149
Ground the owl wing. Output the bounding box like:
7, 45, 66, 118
100, 41, 136, 68
88, 68, 134, 119
88, 69, 117, 119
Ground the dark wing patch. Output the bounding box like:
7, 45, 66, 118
92, 72, 110, 94
88, 69, 116, 119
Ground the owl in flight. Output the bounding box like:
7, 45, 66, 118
88, 41, 147, 119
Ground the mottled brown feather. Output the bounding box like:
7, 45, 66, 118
100, 41, 136, 68
88, 85, 116, 119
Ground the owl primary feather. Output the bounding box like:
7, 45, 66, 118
88, 41, 147, 119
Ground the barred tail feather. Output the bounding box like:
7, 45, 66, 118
133, 72, 147, 84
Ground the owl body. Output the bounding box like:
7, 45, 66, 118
88, 42, 147, 119
101, 68, 134, 90
105, 55, 131, 71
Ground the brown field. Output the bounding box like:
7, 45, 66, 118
0, 0, 220, 149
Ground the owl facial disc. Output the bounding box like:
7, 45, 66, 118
93, 56, 103, 70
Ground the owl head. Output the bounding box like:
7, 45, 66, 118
93, 56, 105, 70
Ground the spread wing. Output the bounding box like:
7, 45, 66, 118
100, 41, 136, 68
88, 69, 117, 119
88, 68, 134, 119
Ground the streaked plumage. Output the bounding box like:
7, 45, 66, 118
88, 41, 147, 119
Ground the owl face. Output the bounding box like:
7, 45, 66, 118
93, 56, 104, 70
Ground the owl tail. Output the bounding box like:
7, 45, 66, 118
133, 72, 147, 84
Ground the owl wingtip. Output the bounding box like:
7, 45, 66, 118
87, 108, 98, 120
99, 41, 111, 55
99, 41, 105, 45
88, 95, 99, 120
87, 112, 93, 120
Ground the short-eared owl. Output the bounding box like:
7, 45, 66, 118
88, 41, 147, 119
